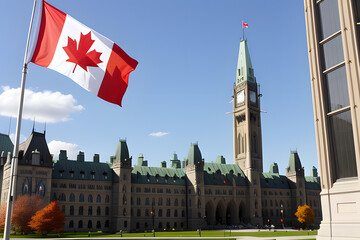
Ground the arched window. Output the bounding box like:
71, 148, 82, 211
174, 199, 178, 206
105, 207, 109, 216
88, 194, 93, 202
97, 206, 101, 216
182, 210, 185, 217
79, 206, 83, 216
158, 222, 162, 229
70, 193, 75, 202
145, 209, 149, 216
88, 220, 92, 229
96, 194, 101, 203
22, 178, 30, 195
174, 222, 177, 228
181, 199, 185, 207
52, 193, 57, 201
123, 195, 127, 205
122, 185, 126, 192
105, 195, 110, 203
78, 220, 83, 229
96, 221, 101, 228
174, 209, 178, 217
69, 220, 74, 228
60, 193, 66, 201
70, 206, 74, 215
88, 206, 93, 216
137, 209, 141, 217
37, 181, 45, 197
197, 199, 201, 208
123, 208, 127, 216
105, 220, 109, 228
79, 194, 84, 202
136, 222, 140, 229
158, 209, 162, 217
166, 222, 170, 229
145, 198, 150, 205
166, 209, 170, 217
158, 198, 163, 206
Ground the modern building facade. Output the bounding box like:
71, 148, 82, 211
304, 0, 360, 239
0, 39, 321, 232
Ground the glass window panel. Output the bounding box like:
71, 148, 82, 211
322, 34, 344, 70
325, 66, 350, 112
328, 111, 357, 179
318, 0, 341, 39
353, 0, 360, 22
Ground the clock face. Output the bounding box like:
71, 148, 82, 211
236, 90, 245, 104
250, 91, 257, 103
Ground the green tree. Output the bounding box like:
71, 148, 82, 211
295, 204, 315, 228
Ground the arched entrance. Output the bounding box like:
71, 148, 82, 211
226, 200, 236, 225
205, 201, 215, 225
215, 201, 225, 225
239, 201, 246, 223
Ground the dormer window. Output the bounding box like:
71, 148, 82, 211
70, 170, 74, 178
155, 174, 159, 182
59, 170, 64, 177
103, 172, 108, 180
91, 171, 95, 179
80, 171, 85, 179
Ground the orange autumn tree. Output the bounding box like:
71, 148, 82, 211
12, 194, 44, 234
0, 202, 6, 232
295, 204, 315, 228
29, 201, 65, 235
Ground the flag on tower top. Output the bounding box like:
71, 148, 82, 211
242, 21, 249, 29
29, 1, 138, 107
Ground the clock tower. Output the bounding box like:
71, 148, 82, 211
233, 39, 263, 224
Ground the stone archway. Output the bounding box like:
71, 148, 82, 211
215, 201, 226, 225
205, 200, 215, 225
239, 201, 246, 223
226, 200, 237, 226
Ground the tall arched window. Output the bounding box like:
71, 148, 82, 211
105, 207, 109, 216
70, 206, 74, 215
37, 181, 45, 197
78, 220, 83, 229
69, 220, 74, 228
122, 185, 126, 192
22, 178, 31, 195
70, 193, 75, 202
97, 206, 101, 216
79, 193, 84, 202
123, 195, 127, 205
88, 220, 92, 229
88, 206, 92, 216
88, 194, 93, 202
105, 195, 110, 203
96, 194, 101, 203
79, 206, 83, 216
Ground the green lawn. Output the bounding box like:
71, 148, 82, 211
0, 230, 317, 238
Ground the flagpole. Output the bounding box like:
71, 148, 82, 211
3, 0, 37, 239
242, 21, 244, 40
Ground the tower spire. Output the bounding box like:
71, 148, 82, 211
236, 40, 256, 85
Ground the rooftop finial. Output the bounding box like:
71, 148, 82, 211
32, 117, 36, 133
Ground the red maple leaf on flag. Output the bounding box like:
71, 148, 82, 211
63, 32, 102, 73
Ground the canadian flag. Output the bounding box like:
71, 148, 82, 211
29, 1, 138, 106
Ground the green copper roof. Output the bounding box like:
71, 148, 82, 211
131, 165, 186, 185
261, 173, 290, 189
288, 150, 302, 172
305, 176, 321, 190
0, 133, 13, 156
115, 139, 129, 161
203, 162, 248, 186
269, 162, 279, 174
53, 159, 112, 181
236, 40, 256, 85
186, 143, 202, 165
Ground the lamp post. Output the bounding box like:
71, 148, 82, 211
280, 204, 284, 229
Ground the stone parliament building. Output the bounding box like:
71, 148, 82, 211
0, 40, 321, 232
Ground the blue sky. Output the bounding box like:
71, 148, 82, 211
0, 0, 317, 175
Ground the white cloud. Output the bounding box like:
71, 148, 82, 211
0, 86, 84, 123
149, 132, 169, 137
48, 140, 80, 160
